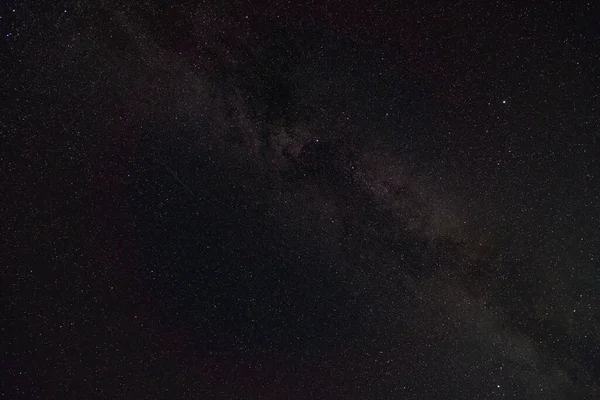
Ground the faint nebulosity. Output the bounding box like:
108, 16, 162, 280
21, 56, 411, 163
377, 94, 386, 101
2, 1, 600, 399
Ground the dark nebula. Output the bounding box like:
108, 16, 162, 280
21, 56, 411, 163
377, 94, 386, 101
2, 1, 600, 399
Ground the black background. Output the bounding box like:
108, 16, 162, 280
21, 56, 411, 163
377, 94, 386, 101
2, 1, 600, 398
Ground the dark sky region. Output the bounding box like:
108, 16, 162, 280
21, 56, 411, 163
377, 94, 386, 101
2, 1, 600, 399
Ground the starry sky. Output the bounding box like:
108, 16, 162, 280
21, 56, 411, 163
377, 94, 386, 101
2, 1, 600, 399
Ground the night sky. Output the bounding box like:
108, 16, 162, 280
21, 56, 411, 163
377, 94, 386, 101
2, 1, 600, 398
